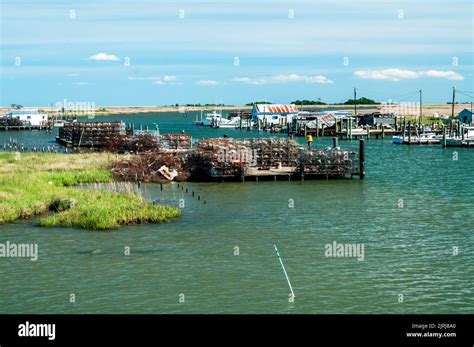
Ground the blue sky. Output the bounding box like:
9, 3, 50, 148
0, 0, 473, 106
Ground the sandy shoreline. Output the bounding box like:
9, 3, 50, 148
0, 104, 471, 117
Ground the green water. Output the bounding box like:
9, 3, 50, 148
0, 113, 473, 313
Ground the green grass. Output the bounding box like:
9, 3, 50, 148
0, 152, 180, 230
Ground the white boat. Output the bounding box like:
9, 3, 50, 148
218, 117, 253, 129
445, 126, 474, 147
201, 111, 223, 127
200, 111, 253, 129
393, 132, 441, 145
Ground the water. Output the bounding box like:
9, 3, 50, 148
0, 113, 473, 313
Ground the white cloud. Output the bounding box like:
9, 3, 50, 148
67, 73, 80, 77
128, 76, 160, 81
196, 80, 218, 85
419, 70, 464, 80
232, 77, 268, 85
272, 74, 334, 84
354, 68, 420, 81
89, 53, 121, 61
129, 75, 178, 85
232, 74, 333, 85
163, 75, 177, 82
354, 68, 464, 81
73, 82, 89, 86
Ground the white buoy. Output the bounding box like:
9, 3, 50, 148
274, 244, 295, 299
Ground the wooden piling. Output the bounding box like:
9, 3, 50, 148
408, 121, 411, 144
442, 126, 447, 147
359, 139, 365, 179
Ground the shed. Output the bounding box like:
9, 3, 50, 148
459, 109, 473, 124
252, 104, 299, 125
6, 109, 48, 126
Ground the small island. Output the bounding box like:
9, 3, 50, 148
0, 152, 181, 230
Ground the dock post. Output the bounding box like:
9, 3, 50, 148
333, 137, 338, 148
401, 118, 405, 142
381, 125, 385, 139
408, 121, 411, 144
349, 118, 353, 140
359, 139, 365, 179
442, 126, 447, 147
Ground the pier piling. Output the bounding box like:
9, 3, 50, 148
359, 139, 365, 180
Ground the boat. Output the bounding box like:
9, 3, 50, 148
201, 111, 223, 127
393, 122, 442, 145
392, 136, 404, 144
393, 133, 441, 145
218, 116, 253, 129
199, 111, 253, 129
445, 126, 474, 147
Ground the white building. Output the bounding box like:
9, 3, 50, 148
6, 109, 48, 126
252, 104, 299, 125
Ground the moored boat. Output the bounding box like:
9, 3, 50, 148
445, 126, 474, 147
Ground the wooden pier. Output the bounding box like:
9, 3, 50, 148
0, 117, 52, 131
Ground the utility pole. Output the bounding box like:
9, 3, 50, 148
353, 87, 357, 116
451, 86, 456, 119
419, 89, 422, 124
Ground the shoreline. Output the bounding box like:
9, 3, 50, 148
0, 104, 470, 117
0, 152, 181, 230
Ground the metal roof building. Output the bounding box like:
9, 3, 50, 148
252, 104, 299, 125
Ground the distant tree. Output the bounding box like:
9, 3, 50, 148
343, 97, 379, 105
291, 100, 327, 105
246, 101, 272, 106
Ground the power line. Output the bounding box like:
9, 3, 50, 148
456, 90, 474, 100
383, 90, 419, 101
457, 89, 474, 94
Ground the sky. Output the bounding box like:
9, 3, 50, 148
0, 0, 473, 106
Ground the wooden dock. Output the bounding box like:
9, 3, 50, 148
0, 117, 52, 132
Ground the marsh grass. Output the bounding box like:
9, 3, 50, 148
0, 152, 180, 230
